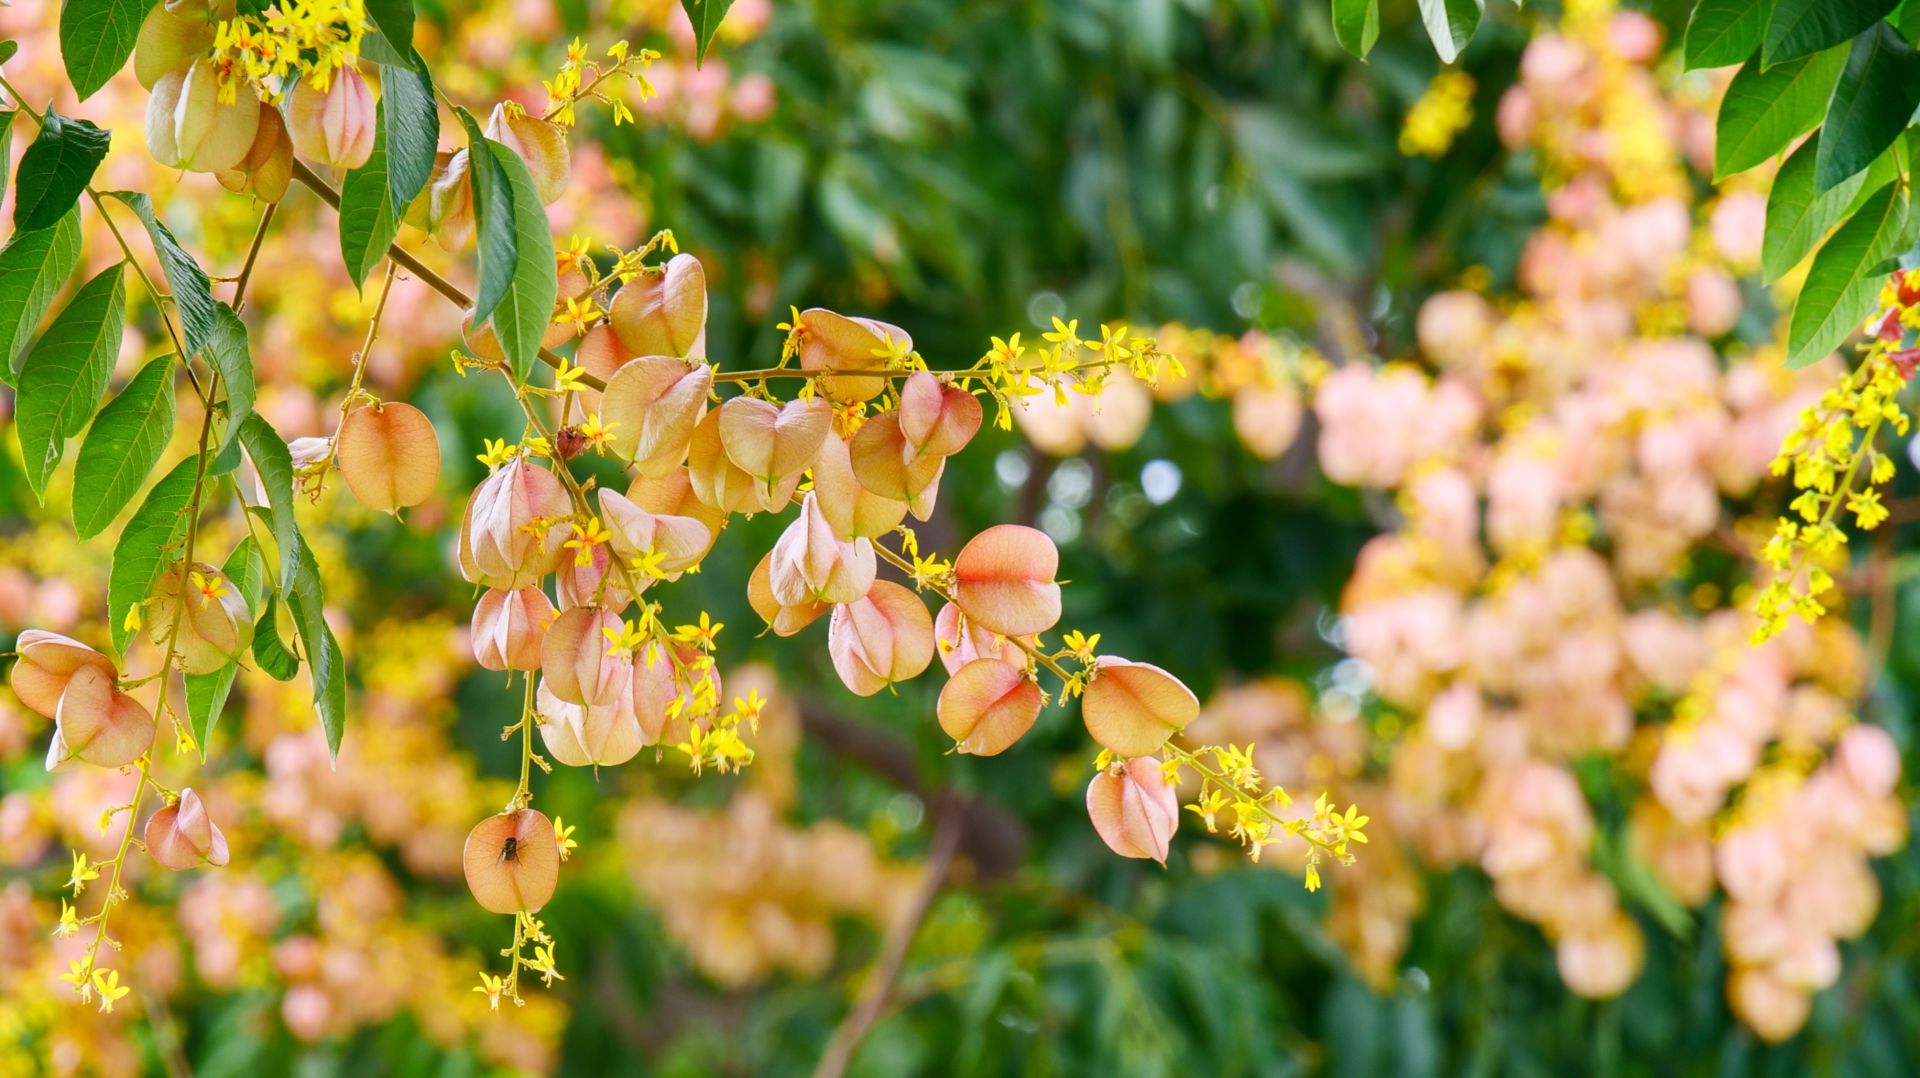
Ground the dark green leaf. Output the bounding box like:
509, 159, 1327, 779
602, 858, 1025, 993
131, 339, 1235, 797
1787, 183, 1911, 367
72, 356, 176, 538
380, 61, 437, 210
202, 303, 255, 466
251, 593, 300, 681
1764, 133, 1898, 280
107, 455, 196, 654
0, 112, 14, 208
1416, 0, 1483, 64
456, 107, 515, 328
365, 0, 417, 64
1331, 0, 1380, 58
13, 110, 110, 232
487, 140, 558, 382
1764, 0, 1899, 66
238, 413, 299, 596
286, 533, 345, 759
1683, 0, 1770, 70
359, 30, 412, 67
1815, 22, 1920, 191
1714, 47, 1847, 178
0, 42, 16, 64
680, 0, 738, 65
339, 109, 399, 289
16, 263, 125, 502
184, 537, 266, 756
0, 208, 82, 384
102, 190, 218, 355
59, 0, 154, 100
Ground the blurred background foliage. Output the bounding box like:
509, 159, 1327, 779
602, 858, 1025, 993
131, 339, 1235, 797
7, 0, 1920, 1075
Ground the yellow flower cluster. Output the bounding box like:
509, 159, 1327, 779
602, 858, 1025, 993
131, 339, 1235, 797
212, 0, 370, 101
1754, 271, 1920, 643
542, 37, 659, 127
1398, 70, 1474, 158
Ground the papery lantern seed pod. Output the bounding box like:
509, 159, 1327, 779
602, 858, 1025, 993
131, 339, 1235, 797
898, 370, 983, 458
627, 469, 728, 559
596, 489, 712, 578
748, 550, 829, 637
145, 788, 230, 871
718, 395, 833, 493
424, 148, 477, 250
554, 541, 633, 611
571, 324, 636, 413
609, 253, 708, 358
1081, 656, 1199, 758
8, 630, 118, 718
951, 524, 1062, 637
828, 580, 936, 696
486, 102, 572, 204
146, 561, 254, 675
335, 401, 442, 514
286, 64, 376, 170
1086, 757, 1180, 864
536, 679, 644, 767
811, 430, 909, 540
795, 309, 910, 404
936, 657, 1043, 756
215, 102, 294, 203
541, 606, 632, 707
460, 456, 572, 587
768, 492, 876, 607
463, 809, 561, 914
135, 0, 213, 90
49, 666, 156, 771
933, 602, 1026, 676
599, 356, 713, 476
472, 587, 555, 672
688, 406, 799, 514
629, 643, 679, 746
849, 411, 943, 502
148, 58, 261, 173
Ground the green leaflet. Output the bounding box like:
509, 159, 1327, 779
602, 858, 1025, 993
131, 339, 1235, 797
1813, 21, 1920, 192
681, 0, 739, 65
1763, 133, 1898, 282
102, 191, 219, 355
1786, 183, 1912, 368
72, 356, 176, 539
16, 263, 125, 502
0, 208, 83, 383
107, 456, 198, 655
1713, 47, 1848, 179
203, 304, 257, 468
12, 110, 110, 233
486, 140, 559, 382
1683, 0, 1770, 70
58, 0, 154, 100
339, 108, 400, 289
238, 413, 300, 597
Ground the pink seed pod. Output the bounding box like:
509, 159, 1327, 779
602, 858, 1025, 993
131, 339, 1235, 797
424, 149, 476, 250
907, 458, 945, 523
898, 370, 982, 458
485, 102, 571, 204
1086, 757, 1180, 864
747, 550, 829, 637
627, 469, 728, 559
48, 666, 156, 771
135, 0, 213, 90
596, 489, 712, 578
540, 606, 632, 707
458, 456, 571, 588
951, 524, 1062, 637
688, 407, 797, 514
148, 57, 262, 173
554, 541, 632, 611
286, 64, 376, 170
936, 657, 1043, 756
1081, 657, 1199, 758
933, 602, 1027, 676
145, 788, 230, 871
811, 430, 908, 540
571, 324, 636, 413
146, 562, 254, 676
827, 580, 936, 696
8, 630, 117, 718
463, 809, 560, 914
536, 678, 644, 767
768, 493, 876, 607
599, 356, 713, 477
718, 395, 833, 493
472, 587, 554, 672
609, 254, 708, 359
215, 101, 293, 202
628, 643, 678, 746
849, 411, 944, 502
335, 401, 441, 514
795, 309, 911, 404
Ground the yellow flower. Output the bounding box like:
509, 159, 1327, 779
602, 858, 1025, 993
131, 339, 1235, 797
553, 817, 578, 861
53, 900, 80, 939
92, 969, 131, 1013
67, 851, 100, 894
474, 971, 508, 1012
60, 960, 93, 1003
565, 518, 611, 568
671, 612, 723, 651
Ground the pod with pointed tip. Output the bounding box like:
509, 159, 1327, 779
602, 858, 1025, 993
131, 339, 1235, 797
486, 102, 571, 204
541, 606, 632, 707
146, 788, 231, 870
795, 309, 910, 404
148, 58, 261, 173
596, 489, 712, 578
768, 493, 876, 607
135, 0, 213, 90
9, 630, 117, 719
936, 658, 1043, 756
828, 581, 935, 696
49, 666, 156, 770
849, 411, 944, 502
599, 356, 713, 476
215, 102, 292, 202
609, 254, 708, 358
1081, 657, 1198, 758
628, 469, 728, 557
812, 431, 908, 540
748, 550, 829, 637
951, 525, 1062, 637
147, 562, 253, 676
336, 401, 441, 514
1086, 758, 1179, 864
459, 457, 572, 588
463, 810, 560, 914
472, 587, 554, 672
933, 603, 1027, 676
718, 396, 832, 493
898, 371, 982, 458
286, 64, 376, 170
536, 680, 644, 767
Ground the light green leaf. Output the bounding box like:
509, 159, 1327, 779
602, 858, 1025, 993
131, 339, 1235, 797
202, 303, 255, 466
251, 592, 300, 681
1786, 183, 1912, 367
0, 111, 14, 208
72, 355, 176, 538
1764, 0, 1899, 67
680, 0, 738, 65
486, 140, 558, 383
455, 107, 515, 328
339, 109, 398, 289
1683, 0, 1770, 70
0, 208, 82, 383
1332, 0, 1380, 58
286, 532, 346, 759
16, 263, 125, 502
59, 0, 155, 100
238, 413, 300, 597
1713, 47, 1847, 179
1417, 0, 1483, 64
1814, 21, 1920, 191
184, 537, 266, 756
107, 455, 196, 654
102, 190, 218, 355
1763, 133, 1897, 281
13, 109, 110, 232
